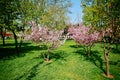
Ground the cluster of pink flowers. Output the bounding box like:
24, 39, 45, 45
29, 21, 64, 49
68, 23, 100, 46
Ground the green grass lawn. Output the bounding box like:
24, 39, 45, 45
0, 39, 120, 80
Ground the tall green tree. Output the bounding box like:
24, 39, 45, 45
0, 0, 71, 52
39, 0, 72, 30
0, 0, 9, 46
0, 0, 21, 53
81, 0, 120, 78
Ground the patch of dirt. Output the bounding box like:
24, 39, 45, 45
44, 60, 52, 63
103, 73, 114, 79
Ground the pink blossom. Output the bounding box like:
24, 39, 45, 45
68, 23, 100, 46
29, 21, 67, 49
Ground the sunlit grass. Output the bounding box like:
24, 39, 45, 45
0, 39, 120, 80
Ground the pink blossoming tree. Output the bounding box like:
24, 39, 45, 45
68, 23, 100, 56
29, 21, 68, 61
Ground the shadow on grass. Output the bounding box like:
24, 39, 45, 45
0, 43, 15, 47
0, 48, 17, 59
20, 44, 47, 54
51, 50, 68, 61
70, 44, 83, 48
26, 61, 44, 80
40, 50, 68, 61
75, 49, 105, 73
111, 48, 120, 54
15, 60, 43, 80
109, 60, 120, 67
0, 42, 31, 48
0, 42, 48, 60
109, 61, 118, 65
15, 51, 68, 80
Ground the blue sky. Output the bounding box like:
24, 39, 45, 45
68, 0, 83, 24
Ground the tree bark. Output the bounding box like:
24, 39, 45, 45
0, 28, 5, 46
12, 30, 19, 53
103, 39, 111, 77
47, 48, 50, 61
1, 34, 5, 46
19, 31, 24, 50
104, 52, 110, 76
83, 45, 92, 57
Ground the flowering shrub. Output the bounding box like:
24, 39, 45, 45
68, 23, 100, 56
29, 21, 67, 61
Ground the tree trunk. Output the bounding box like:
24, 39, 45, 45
88, 45, 92, 57
46, 48, 50, 61
103, 38, 111, 77
1, 34, 5, 46
104, 52, 110, 76
83, 45, 92, 57
19, 31, 24, 50
19, 37, 23, 50
12, 30, 19, 53
0, 29, 5, 46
